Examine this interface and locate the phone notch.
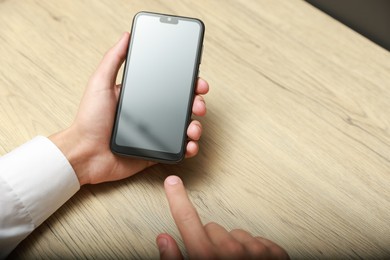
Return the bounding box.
[160,16,179,24]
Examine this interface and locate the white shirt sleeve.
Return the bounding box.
[0,136,80,258]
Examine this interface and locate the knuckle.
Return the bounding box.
[231,228,251,236]
[222,240,246,256]
[88,71,106,88]
[204,221,218,229]
[246,240,268,256]
[270,245,290,259]
[175,206,198,224]
[198,246,216,259]
[88,73,100,86]
[188,242,215,259]
[105,47,116,60]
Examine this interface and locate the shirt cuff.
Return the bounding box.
[0,136,80,227]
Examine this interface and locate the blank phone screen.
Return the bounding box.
[113,13,203,155]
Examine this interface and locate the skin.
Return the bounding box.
[157,176,290,259]
[49,32,289,259]
[49,32,208,185]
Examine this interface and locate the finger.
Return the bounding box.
[114,83,122,99]
[196,78,209,95]
[156,233,183,260]
[164,176,212,257]
[230,229,255,244]
[95,32,130,86]
[192,95,207,116]
[185,141,199,158]
[231,230,269,258]
[204,222,245,258]
[204,222,234,246]
[254,237,276,247]
[255,237,290,259]
[187,120,202,141]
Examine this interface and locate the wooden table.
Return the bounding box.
[1,0,389,258]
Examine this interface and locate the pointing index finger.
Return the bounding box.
[164,176,212,256]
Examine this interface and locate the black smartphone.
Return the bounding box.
[110,12,205,163]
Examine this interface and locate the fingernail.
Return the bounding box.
[157,237,168,252]
[166,175,181,186]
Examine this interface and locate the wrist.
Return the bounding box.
[49,126,92,186]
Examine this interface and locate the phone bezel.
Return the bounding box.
[110,11,205,163]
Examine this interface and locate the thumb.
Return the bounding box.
[156,233,183,260]
[95,32,130,85]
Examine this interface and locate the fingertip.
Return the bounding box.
[116,32,130,55]
[110,32,129,57]
[156,233,183,260]
[187,120,202,141]
[120,32,130,44]
[156,234,168,252]
[196,78,209,94]
[165,175,182,186]
[164,176,185,200]
[94,33,129,84]
[192,95,207,116]
[185,141,199,158]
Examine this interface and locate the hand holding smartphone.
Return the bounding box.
[110,12,205,163]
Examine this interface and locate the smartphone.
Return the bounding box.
[110,12,205,163]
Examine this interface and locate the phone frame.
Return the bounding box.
[110,11,205,163]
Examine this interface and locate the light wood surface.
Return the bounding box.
[1,0,390,258]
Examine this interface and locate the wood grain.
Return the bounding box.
[1,0,389,258]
